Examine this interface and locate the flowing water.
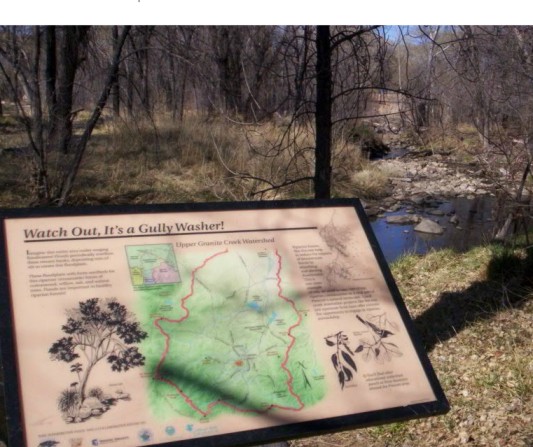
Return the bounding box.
[370,195,498,263]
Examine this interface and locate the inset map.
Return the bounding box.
[126,244,181,288]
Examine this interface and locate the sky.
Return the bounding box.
[2,0,530,25]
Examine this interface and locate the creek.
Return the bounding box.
[370,195,498,264]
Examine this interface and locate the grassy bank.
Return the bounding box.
[290,243,533,447]
[0,115,391,207]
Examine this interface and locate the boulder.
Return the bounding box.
[410,195,426,206]
[414,218,445,234]
[386,215,420,225]
[387,204,402,213]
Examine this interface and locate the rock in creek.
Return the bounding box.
[414,218,445,234]
[427,209,445,216]
[386,215,421,225]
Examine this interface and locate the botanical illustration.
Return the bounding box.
[324,331,358,389]
[319,211,372,289]
[325,313,403,389]
[355,314,402,364]
[49,298,147,423]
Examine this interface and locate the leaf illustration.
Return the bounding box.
[357,315,394,338]
[355,344,364,353]
[342,365,353,382]
[380,349,390,363]
[331,353,339,369]
[325,339,335,346]
[338,370,345,389]
[343,344,355,355]
[367,320,381,333]
[389,321,400,332]
[341,350,357,372]
[383,342,403,357]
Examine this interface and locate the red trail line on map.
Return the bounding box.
[275,248,305,411]
[152,248,304,417]
[153,249,229,417]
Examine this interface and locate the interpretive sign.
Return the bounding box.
[0,199,448,447]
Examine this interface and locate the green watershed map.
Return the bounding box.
[131,245,326,420]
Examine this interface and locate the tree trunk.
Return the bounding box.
[111,26,120,118]
[314,25,332,199]
[142,30,151,114]
[212,26,244,116]
[294,26,311,114]
[56,26,131,206]
[422,26,439,128]
[30,26,49,203]
[494,161,531,241]
[125,58,134,116]
[179,64,189,122]
[476,106,491,149]
[78,360,96,403]
[49,26,89,154]
[44,26,57,124]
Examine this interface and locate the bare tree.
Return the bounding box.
[419,25,533,239]
[232,25,385,199]
[0,25,131,206]
[314,25,333,198]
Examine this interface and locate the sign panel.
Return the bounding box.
[0,199,448,447]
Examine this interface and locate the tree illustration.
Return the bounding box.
[49,298,147,405]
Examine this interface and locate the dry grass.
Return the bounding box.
[0,114,383,206]
[348,164,393,199]
[403,122,483,158]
